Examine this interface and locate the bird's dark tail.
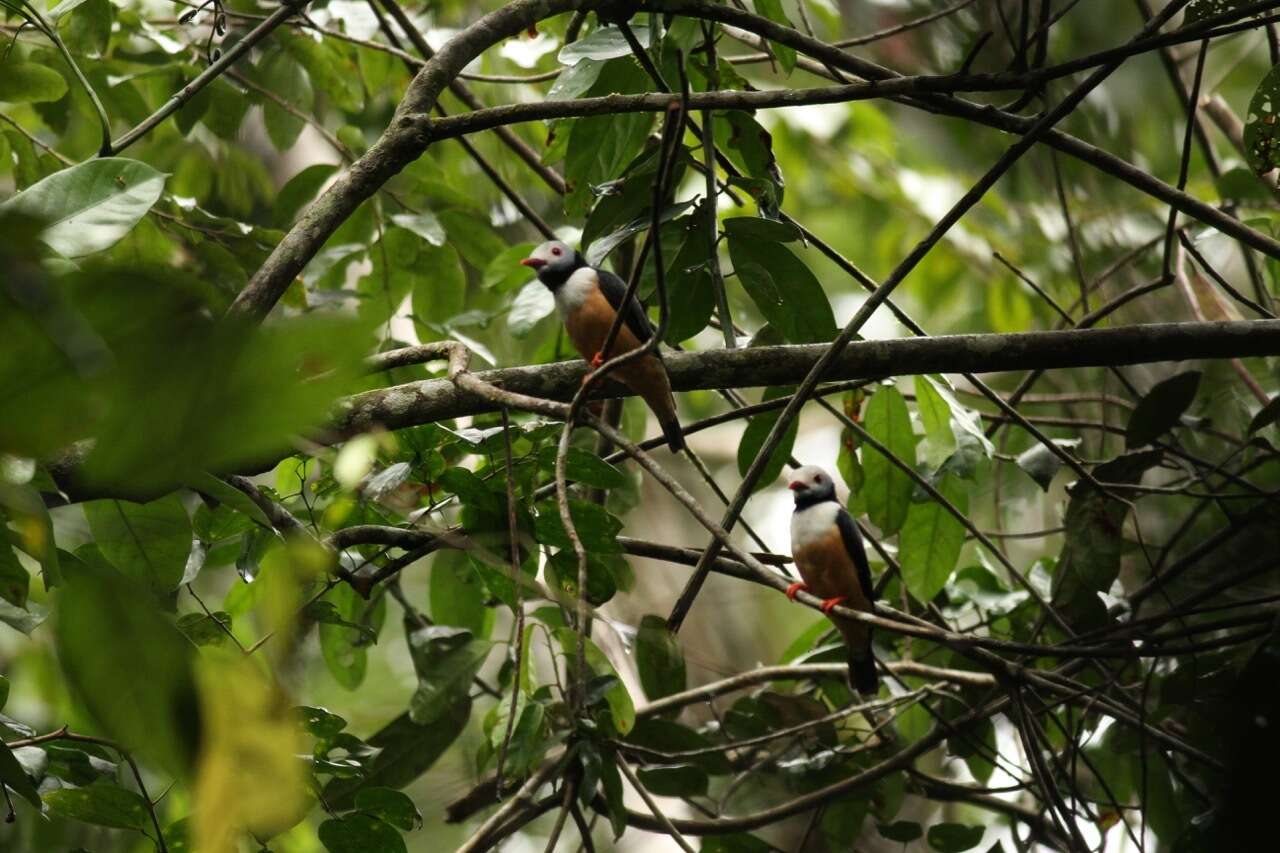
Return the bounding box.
[659,411,686,453]
[848,647,878,696]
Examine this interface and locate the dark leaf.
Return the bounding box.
[626,719,731,775]
[83,495,192,594]
[635,614,686,702]
[0,741,41,810]
[1125,371,1201,448]
[879,820,924,843]
[727,237,836,344]
[637,764,707,797]
[405,624,491,725]
[319,813,407,853]
[44,783,150,831]
[927,822,985,852]
[1248,395,1280,433]
[319,584,385,690]
[1245,64,1280,174]
[537,446,627,489]
[429,550,491,638]
[736,386,800,492]
[722,217,800,242]
[751,0,797,73]
[862,387,916,536]
[298,706,348,740]
[898,474,968,603]
[354,787,423,831]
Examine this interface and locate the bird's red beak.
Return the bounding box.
[789,481,804,491]
[520,257,545,269]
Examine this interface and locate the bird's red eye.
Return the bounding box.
[551,247,562,256]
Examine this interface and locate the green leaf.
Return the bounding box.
[638,764,707,797]
[320,583,384,690]
[1014,439,1081,492]
[0,63,69,103]
[927,822,985,852]
[914,375,957,469]
[548,57,605,100]
[0,158,165,256]
[1245,63,1280,173]
[898,474,967,603]
[1053,450,1162,619]
[44,783,151,831]
[405,624,491,725]
[411,244,466,340]
[177,610,232,646]
[390,210,446,247]
[626,719,731,775]
[600,751,627,839]
[564,62,653,217]
[258,51,312,150]
[354,787,422,831]
[537,446,627,489]
[429,550,491,637]
[0,742,41,810]
[1248,395,1280,433]
[1125,371,1200,448]
[183,471,274,532]
[273,162,339,226]
[700,835,772,853]
[319,813,407,853]
[83,495,192,594]
[556,628,635,735]
[0,529,30,608]
[635,614,686,702]
[0,673,8,711]
[737,386,798,491]
[878,821,924,843]
[862,387,915,536]
[751,0,797,73]
[559,26,649,64]
[298,705,348,740]
[662,212,716,344]
[722,216,800,242]
[55,565,198,775]
[48,0,95,22]
[508,280,556,337]
[321,701,470,809]
[535,500,624,554]
[727,237,835,344]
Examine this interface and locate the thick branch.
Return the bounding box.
[337,320,1280,435]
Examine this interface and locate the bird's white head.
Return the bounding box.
[788,464,837,507]
[520,240,580,287]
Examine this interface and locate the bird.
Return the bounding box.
[520,240,684,452]
[786,464,878,694]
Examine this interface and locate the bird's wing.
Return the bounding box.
[594,267,656,346]
[836,508,876,603]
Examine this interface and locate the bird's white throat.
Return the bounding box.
[553,267,598,314]
[791,500,841,549]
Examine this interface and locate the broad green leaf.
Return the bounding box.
[537,446,627,489]
[429,550,491,638]
[0,159,165,256]
[559,26,649,64]
[411,244,466,341]
[862,387,915,536]
[722,216,800,242]
[1052,450,1162,619]
[662,212,716,344]
[0,741,41,810]
[635,614,686,702]
[737,386,798,491]
[626,718,731,775]
[390,210,446,247]
[508,280,556,337]
[564,62,653,216]
[54,565,199,775]
[319,583,385,690]
[84,495,192,594]
[0,529,30,607]
[879,821,924,843]
[927,823,985,852]
[321,702,470,809]
[915,375,957,469]
[1245,63,1280,173]
[1014,439,1081,492]
[44,783,150,830]
[258,50,312,150]
[319,814,407,853]
[1125,371,1200,448]
[405,624,491,725]
[556,628,635,735]
[534,500,624,554]
[638,765,707,797]
[548,57,605,100]
[752,0,797,73]
[0,63,69,103]
[727,237,836,343]
[298,705,348,740]
[546,549,619,606]
[354,787,423,831]
[273,162,339,226]
[898,475,967,603]
[1248,395,1280,433]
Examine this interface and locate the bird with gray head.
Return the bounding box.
[786,464,879,694]
[520,240,684,451]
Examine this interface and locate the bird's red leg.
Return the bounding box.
[785,582,808,600]
[819,596,847,614]
[590,351,605,368]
